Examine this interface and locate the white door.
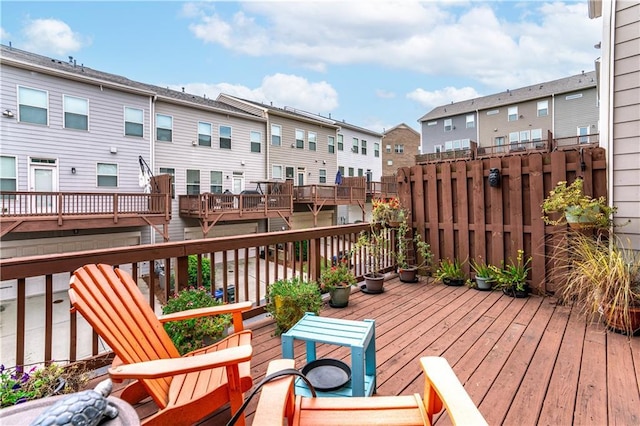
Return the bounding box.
[232,174,244,193]
[297,169,305,186]
[578,126,589,143]
[29,159,58,212]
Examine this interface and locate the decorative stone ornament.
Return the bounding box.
[488,168,501,188]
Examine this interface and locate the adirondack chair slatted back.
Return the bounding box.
[69,264,179,408]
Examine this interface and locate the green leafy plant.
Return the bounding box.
[187,255,212,289]
[162,287,231,355]
[0,363,89,408]
[320,260,357,292]
[541,179,615,229]
[470,258,496,279]
[435,258,466,282]
[490,250,531,292]
[396,210,433,271]
[265,277,323,335]
[354,227,390,278]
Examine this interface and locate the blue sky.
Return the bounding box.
[1,1,601,133]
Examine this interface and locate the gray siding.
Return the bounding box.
[480,99,553,147]
[1,64,152,193]
[553,87,599,138]
[421,113,477,153]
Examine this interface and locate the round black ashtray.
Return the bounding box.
[301,358,351,391]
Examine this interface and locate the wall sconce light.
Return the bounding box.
[241,160,245,166]
[191,140,197,146]
[71,167,76,174]
[290,143,295,148]
[308,172,312,176]
[488,168,501,188]
[519,114,524,119]
[226,175,230,179]
[493,128,498,132]
[322,160,326,165]
[110,147,117,154]
[2,109,14,118]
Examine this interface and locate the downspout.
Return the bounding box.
[150,94,157,244]
[601,1,615,219]
[551,94,555,137]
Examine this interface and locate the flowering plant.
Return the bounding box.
[0,363,89,407]
[372,197,402,225]
[320,260,357,291]
[490,250,532,291]
[162,287,231,355]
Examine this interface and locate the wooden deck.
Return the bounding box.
[110,275,640,425]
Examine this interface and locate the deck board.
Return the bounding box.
[102,276,640,425]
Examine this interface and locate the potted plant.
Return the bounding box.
[320,260,357,308]
[354,228,389,293]
[396,210,433,283]
[371,197,402,227]
[435,258,466,286]
[559,232,640,335]
[469,258,496,291]
[265,277,323,335]
[1,363,89,408]
[541,179,615,229]
[162,286,232,355]
[491,250,532,298]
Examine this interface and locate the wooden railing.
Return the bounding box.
[293,185,366,204]
[0,223,398,368]
[369,176,398,199]
[475,139,551,158]
[178,192,293,217]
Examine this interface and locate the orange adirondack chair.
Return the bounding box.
[254,357,487,426]
[68,264,253,426]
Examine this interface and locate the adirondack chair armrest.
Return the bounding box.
[253,359,296,426]
[108,345,253,380]
[158,301,253,332]
[420,357,487,426]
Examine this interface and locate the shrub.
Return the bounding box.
[265,277,322,335]
[187,255,212,289]
[162,287,231,355]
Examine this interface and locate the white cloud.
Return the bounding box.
[376,89,396,99]
[186,1,600,90]
[21,18,90,56]
[0,27,10,43]
[166,73,339,114]
[407,86,481,110]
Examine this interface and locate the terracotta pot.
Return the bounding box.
[364,274,384,293]
[601,304,640,336]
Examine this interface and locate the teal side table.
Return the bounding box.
[281,312,376,397]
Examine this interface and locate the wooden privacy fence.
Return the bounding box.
[396,147,607,295]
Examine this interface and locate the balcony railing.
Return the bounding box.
[0,223,397,369]
[179,192,293,218]
[0,191,171,236]
[369,176,398,199]
[293,184,366,204]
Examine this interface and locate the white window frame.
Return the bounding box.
[434,145,442,153]
[219,125,232,149]
[308,131,317,151]
[156,114,173,142]
[361,140,367,155]
[210,170,223,193]
[1,156,17,192]
[272,165,283,180]
[578,126,590,143]
[374,143,380,157]
[348,167,354,177]
[328,135,335,154]
[427,121,437,126]
[385,144,391,153]
[352,138,359,154]
[271,124,281,146]
[250,131,261,153]
[319,169,327,183]
[337,134,344,151]
[159,167,175,198]
[186,169,200,195]
[198,122,212,146]
[444,118,452,132]
[537,100,549,117]
[466,114,475,128]
[63,95,88,130]
[508,107,518,122]
[296,129,305,149]
[532,129,543,141]
[97,163,118,187]
[125,107,144,137]
[18,86,48,125]
[394,144,404,153]
[386,160,393,166]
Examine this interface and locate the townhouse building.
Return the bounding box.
[418,71,599,158]
[381,123,421,176]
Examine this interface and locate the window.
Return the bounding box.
[361,140,367,155]
[509,132,519,150]
[427,121,437,126]
[495,136,505,153]
[97,163,118,187]
[578,126,589,143]
[486,109,499,116]
[394,144,404,153]
[508,107,518,122]
[387,160,393,166]
[18,86,48,125]
[125,107,143,137]
[337,134,344,151]
[444,118,452,132]
[520,131,530,147]
[0,156,17,192]
[296,129,304,149]
[319,169,326,183]
[250,131,261,153]
[566,93,583,100]
[272,165,283,179]
[434,145,442,153]
[385,144,391,153]
[271,124,281,146]
[210,171,223,193]
[348,167,354,177]
[338,166,345,176]
[285,166,294,181]
[156,114,172,142]
[159,167,175,198]
[537,100,548,117]
[466,114,475,128]
[358,168,363,177]
[308,131,317,151]
[374,143,380,157]
[532,129,543,141]
[63,95,88,130]
[186,169,200,195]
[328,136,335,153]
[198,122,212,146]
[220,125,231,149]
[352,138,359,154]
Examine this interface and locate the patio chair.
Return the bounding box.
[68,264,253,426]
[254,357,487,426]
